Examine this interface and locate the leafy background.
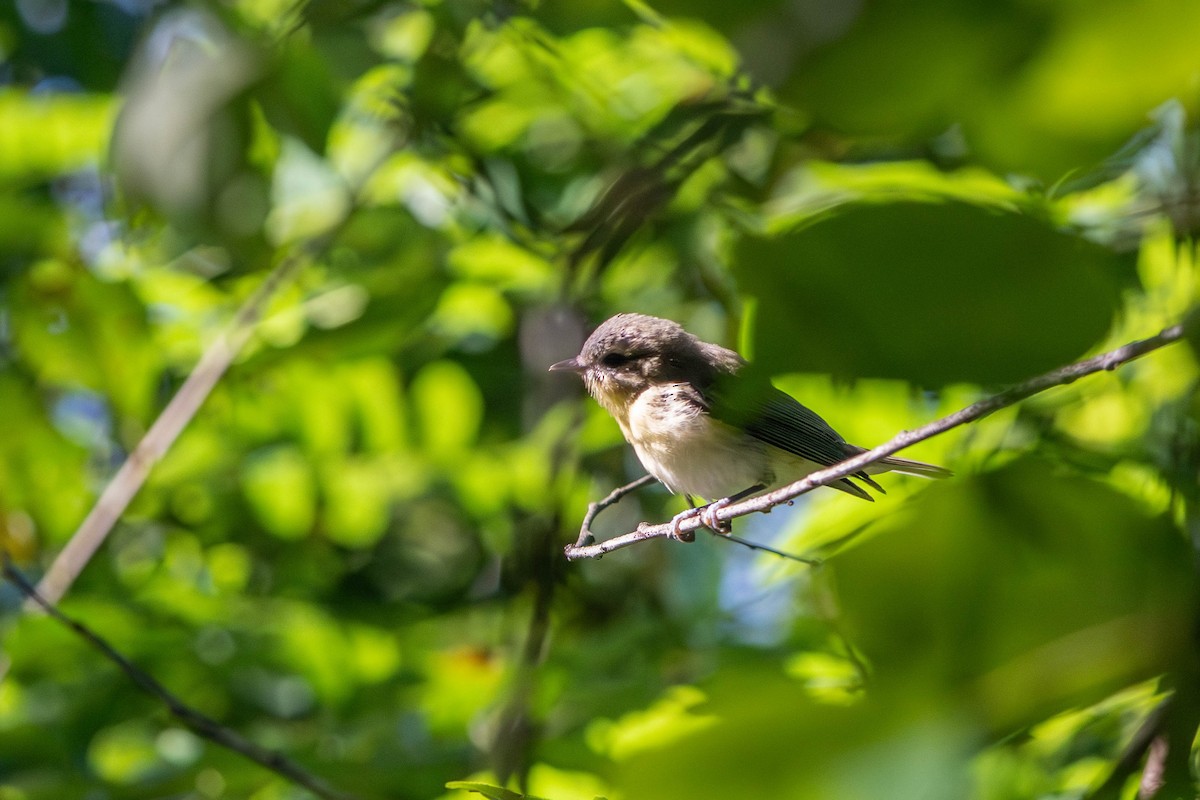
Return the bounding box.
[1,1,1199,799]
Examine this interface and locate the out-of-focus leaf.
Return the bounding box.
[772,0,1200,179]
[10,260,161,422]
[587,685,715,760]
[0,195,67,266]
[618,661,977,800]
[87,720,161,784]
[778,0,1044,137]
[966,0,1200,179]
[835,458,1195,732]
[266,137,351,244]
[432,283,514,342]
[241,445,317,539]
[258,41,343,154]
[411,360,484,458]
[735,200,1121,386]
[273,602,357,704]
[422,648,504,735]
[321,456,394,548]
[343,357,409,452]
[445,781,534,800]
[447,234,557,295]
[0,91,115,180]
[0,375,90,543]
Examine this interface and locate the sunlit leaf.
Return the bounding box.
[87,720,160,785]
[411,360,484,458]
[241,445,317,539]
[445,781,535,800]
[10,261,162,422]
[321,456,394,548]
[0,375,90,543]
[0,90,115,180]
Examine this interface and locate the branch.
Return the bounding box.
[2,557,362,800]
[573,474,658,548]
[27,247,311,610]
[564,321,1187,560]
[717,532,822,566]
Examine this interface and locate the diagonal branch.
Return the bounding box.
[27,246,313,611]
[2,557,362,800]
[564,321,1188,560]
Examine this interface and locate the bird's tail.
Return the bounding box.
[871,455,952,479]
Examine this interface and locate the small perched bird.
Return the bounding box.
[550,313,950,534]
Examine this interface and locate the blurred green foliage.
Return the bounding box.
[1,1,1199,799]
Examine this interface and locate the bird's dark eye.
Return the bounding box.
[601,351,631,367]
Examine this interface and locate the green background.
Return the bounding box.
[1,1,1199,798]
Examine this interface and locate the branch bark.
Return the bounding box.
[573,474,658,548]
[564,322,1188,561]
[1086,697,1172,799]
[3,557,362,800]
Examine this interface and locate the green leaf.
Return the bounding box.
[735,200,1121,386]
[0,90,115,181]
[618,662,977,800]
[411,360,484,458]
[618,462,1195,800]
[258,41,343,154]
[0,374,90,543]
[777,1,1044,140]
[10,261,161,422]
[446,781,544,800]
[835,458,1196,732]
[771,0,1200,179]
[241,446,317,539]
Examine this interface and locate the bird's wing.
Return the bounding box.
[746,390,853,467]
[707,379,883,499]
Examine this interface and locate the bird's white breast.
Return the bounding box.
[625,383,768,500]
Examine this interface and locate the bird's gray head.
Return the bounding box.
[549,313,742,415]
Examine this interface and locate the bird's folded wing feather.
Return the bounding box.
[707,382,848,466]
[707,381,883,497]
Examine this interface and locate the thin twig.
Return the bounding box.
[27,247,313,610]
[2,557,362,800]
[573,474,658,550]
[564,322,1188,560]
[717,533,821,566]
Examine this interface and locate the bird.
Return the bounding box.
[549,313,950,536]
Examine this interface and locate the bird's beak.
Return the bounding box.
[549,357,585,373]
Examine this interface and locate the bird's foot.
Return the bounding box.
[669,507,702,542]
[700,497,733,534]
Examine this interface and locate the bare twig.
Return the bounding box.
[567,472,820,562]
[27,247,312,610]
[1139,736,1169,798]
[2,557,361,800]
[573,474,657,548]
[564,322,1187,560]
[717,533,822,566]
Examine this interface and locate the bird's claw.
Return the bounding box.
[669,498,734,540]
[669,507,700,542]
[700,497,733,534]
